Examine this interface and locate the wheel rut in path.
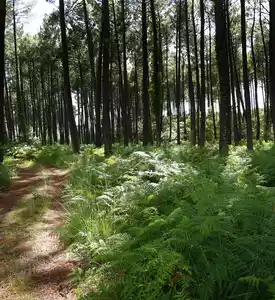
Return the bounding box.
[0,165,77,300]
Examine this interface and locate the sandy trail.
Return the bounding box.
[0,166,77,300]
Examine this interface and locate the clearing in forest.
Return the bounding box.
[0,165,76,300]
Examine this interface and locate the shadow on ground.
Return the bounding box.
[0,165,77,300]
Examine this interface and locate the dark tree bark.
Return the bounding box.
[199,0,205,146]
[142,0,151,146]
[260,0,270,140]
[176,0,182,145]
[251,0,260,140]
[150,0,161,145]
[240,0,253,150]
[13,0,27,142]
[165,31,172,142]
[111,0,123,141]
[50,67,58,143]
[208,16,217,140]
[83,0,95,144]
[134,59,139,142]
[270,0,275,140]
[95,9,104,147]
[59,0,79,152]
[186,0,196,145]
[4,75,13,141]
[46,68,53,145]
[121,0,129,145]
[215,0,231,153]
[191,0,201,144]
[40,66,47,145]
[102,0,111,155]
[0,0,6,163]
[226,1,239,144]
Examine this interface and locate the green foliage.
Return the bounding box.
[252,142,275,187]
[34,145,77,168]
[61,144,275,300]
[0,164,12,190]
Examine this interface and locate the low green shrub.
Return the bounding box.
[34,145,76,168]
[252,142,275,187]
[0,164,12,190]
[61,144,275,300]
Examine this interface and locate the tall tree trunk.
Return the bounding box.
[241,0,253,150]
[95,9,104,147]
[186,0,196,145]
[191,0,201,144]
[215,0,231,153]
[176,0,182,145]
[150,0,161,145]
[121,0,129,145]
[209,15,217,140]
[199,0,205,146]
[226,0,239,144]
[40,66,47,145]
[111,0,123,141]
[102,0,111,155]
[270,0,275,140]
[165,31,172,142]
[51,68,58,143]
[134,59,139,142]
[142,0,151,146]
[251,0,260,140]
[4,75,13,141]
[0,0,6,163]
[13,0,27,142]
[47,68,53,145]
[83,0,95,144]
[260,0,270,140]
[59,0,79,153]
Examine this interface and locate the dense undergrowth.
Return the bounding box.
[2,142,275,299]
[55,142,275,300]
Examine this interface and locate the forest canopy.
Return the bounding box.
[0,0,273,156]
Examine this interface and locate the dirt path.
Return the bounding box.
[0,165,77,300]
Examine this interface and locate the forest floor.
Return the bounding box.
[0,164,77,300]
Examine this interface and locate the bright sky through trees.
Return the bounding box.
[23,0,54,34]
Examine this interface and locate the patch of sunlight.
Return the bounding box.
[17,194,51,221]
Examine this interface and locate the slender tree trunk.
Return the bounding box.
[51,68,58,143]
[150,0,161,145]
[121,0,129,145]
[83,0,95,144]
[270,0,275,140]
[251,1,260,140]
[102,0,111,155]
[95,9,104,147]
[165,31,172,142]
[215,0,231,153]
[199,0,205,146]
[59,0,79,152]
[186,0,196,145]
[40,66,47,145]
[111,0,123,141]
[241,0,253,150]
[260,0,270,140]
[134,59,139,142]
[176,0,182,145]
[142,0,151,146]
[0,0,6,163]
[209,16,217,140]
[192,0,201,144]
[226,1,239,144]
[13,0,27,142]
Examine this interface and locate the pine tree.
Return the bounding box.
[0,0,6,163]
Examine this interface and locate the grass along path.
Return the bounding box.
[0,165,77,300]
